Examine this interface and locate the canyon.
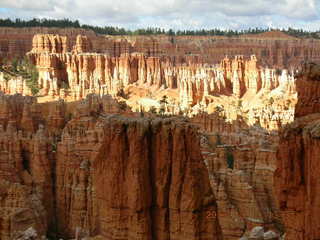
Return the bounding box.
[0,30,319,240]
[1,34,297,130]
[0,94,222,240]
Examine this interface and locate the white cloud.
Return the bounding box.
[0,0,319,30]
[1,0,55,11]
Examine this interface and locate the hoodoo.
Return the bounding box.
[0,15,319,240]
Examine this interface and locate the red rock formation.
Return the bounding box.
[0,94,49,240]
[275,63,320,240]
[72,35,93,53]
[56,115,222,239]
[0,27,97,59]
[294,63,320,118]
[26,35,295,108]
[167,34,320,69]
[31,34,68,54]
[1,27,320,68]
[192,113,282,239]
[0,33,306,240]
[0,92,222,239]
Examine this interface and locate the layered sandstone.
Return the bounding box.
[0,92,222,240]
[31,34,68,54]
[27,35,296,103]
[0,94,49,240]
[294,63,320,117]
[192,113,282,239]
[56,114,221,239]
[20,34,297,131]
[1,27,320,68]
[168,34,320,69]
[22,36,296,129]
[0,28,150,60]
[72,35,93,53]
[0,32,304,240]
[275,63,320,240]
[0,27,97,59]
[0,32,305,240]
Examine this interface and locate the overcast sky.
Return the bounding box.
[0,0,319,30]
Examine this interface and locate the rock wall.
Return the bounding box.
[0,94,50,240]
[192,113,282,239]
[30,34,68,54]
[294,63,320,118]
[24,35,295,107]
[169,34,320,69]
[0,92,222,240]
[0,27,97,59]
[0,28,154,60]
[6,34,294,133]
[1,28,320,68]
[275,63,320,240]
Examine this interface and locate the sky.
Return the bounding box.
[0,0,319,30]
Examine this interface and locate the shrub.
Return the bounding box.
[3,74,10,81]
[12,58,19,72]
[225,147,234,169]
[25,64,40,95]
[118,101,127,111]
[149,106,157,114]
[269,97,274,105]
[9,57,41,96]
[117,89,128,99]
[275,69,282,75]
[216,133,222,145]
[214,105,224,113]
[159,107,165,116]
[60,81,70,89]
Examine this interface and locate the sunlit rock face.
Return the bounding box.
[275,63,320,240]
[27,35,296,100]
[18,34,297,131]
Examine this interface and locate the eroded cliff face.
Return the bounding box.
[1,28,320,69]
[0,32,307,240]
[294,63,320,118]
[56,115,222,240]
[191,113,282,240]
[0,92,222,240]
[0,94,52,240]
[275,63,320,240]
[25,35,296,102]
[7,34,296,131]
[170,33,320,69]
[0,28,96,59]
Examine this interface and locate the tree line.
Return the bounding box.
[0,18,319,38]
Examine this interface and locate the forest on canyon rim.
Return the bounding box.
[0,22,319,240]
